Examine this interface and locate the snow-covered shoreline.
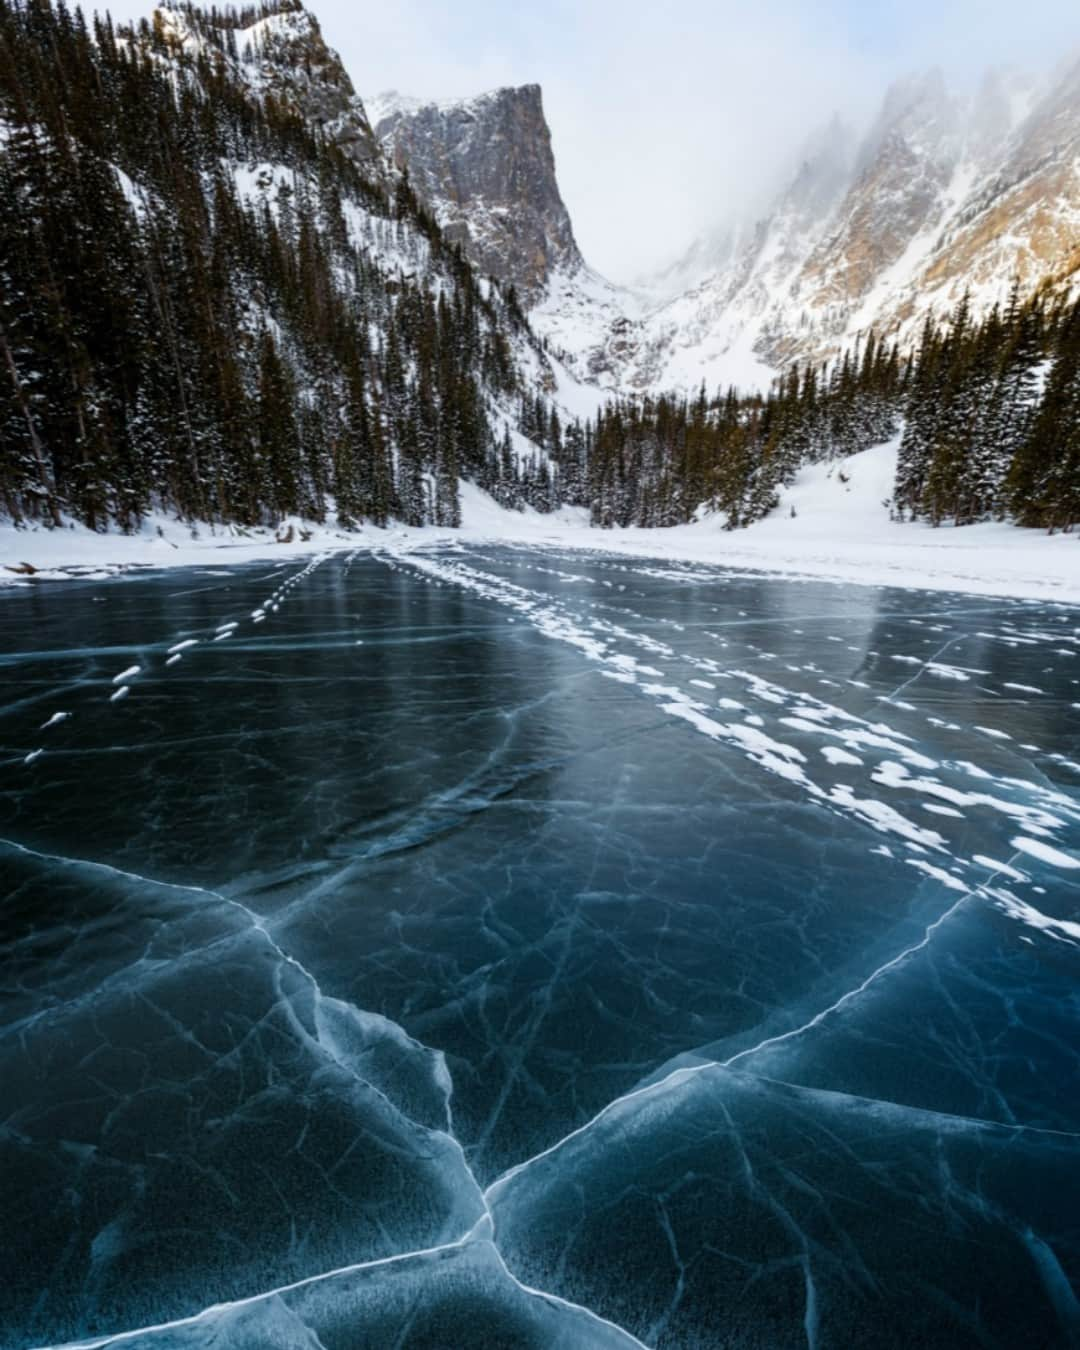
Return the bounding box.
[4,445,1080,604]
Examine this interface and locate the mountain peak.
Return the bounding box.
[369,84,544,122]
[367,82,581,296]
[150,2,381,169]
[856,68,958,174]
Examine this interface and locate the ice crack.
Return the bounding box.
[4,837,653,1350]
[484,853,1042,1205]
[39,1225,490,1350]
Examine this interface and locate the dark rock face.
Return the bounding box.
[370,86,583,296]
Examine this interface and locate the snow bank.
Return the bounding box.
[3,442,1080,602]
[456,440,1080,604]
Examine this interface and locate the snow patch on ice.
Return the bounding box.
[1010,836,1080,870]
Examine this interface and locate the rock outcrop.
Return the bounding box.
[368,86,582,297]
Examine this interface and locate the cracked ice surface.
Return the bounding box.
[489,1069,1080,1349]
[0,847,486,1346]
[51,1239,645,1350]
[2,546,1080,1347]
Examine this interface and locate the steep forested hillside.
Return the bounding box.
[0,0,558,532]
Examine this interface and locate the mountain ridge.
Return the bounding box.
[371,57,1080,394]
[369,82,584,299]
[0,0,580,534]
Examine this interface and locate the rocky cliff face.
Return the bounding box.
[904,61,1080,318]
[791,72,960,347]
[251,11,382,171]
[368,86,583,297]
[615,70,976,384]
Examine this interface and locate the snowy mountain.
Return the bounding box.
[364,83,653,389]
[614,62,1078,390]
[368,85,583,299]
[639,63,1078,389]
[365,84,660,395]
[0,0,589,536]
[376,61,1080,395]
[4,0,1078,547]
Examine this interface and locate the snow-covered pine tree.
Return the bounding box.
[1008,294,1080,531]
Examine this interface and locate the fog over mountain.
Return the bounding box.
[364,52,1080,396]
[96,0,1080,282]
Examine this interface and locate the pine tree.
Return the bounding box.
[1009,297,1080,531]
[255,329,299,522]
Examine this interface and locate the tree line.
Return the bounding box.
[566,287,1079,533]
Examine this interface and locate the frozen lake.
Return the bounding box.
[3,543,1080,1348]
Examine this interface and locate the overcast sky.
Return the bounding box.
[100,0,1079,282]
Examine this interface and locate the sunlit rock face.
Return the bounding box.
[2,549,1079,1347]
[623,63,1080,385]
